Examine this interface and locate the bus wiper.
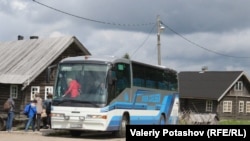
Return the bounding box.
[80,101,99,107]
[53,99,75,105]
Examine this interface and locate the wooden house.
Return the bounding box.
[0,36,91,125]
[178,70,250,120]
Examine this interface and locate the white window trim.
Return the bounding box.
[239,101,244,113]
[31,86,40,100]
[10,85,18,99]
[223,101,232,113]
[45,86,53,100]
[246,101,250,113]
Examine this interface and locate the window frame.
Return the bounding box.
[234,81,243,91]
[239,101,244,113]
[45,86,53,100]
[10,85,18,99]
[223,101,232,113]
[246,101,250,113]
[31,86,40,100]
[206,100,213,112]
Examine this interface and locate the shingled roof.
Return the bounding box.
[0,35,90,85]
[178,71,247,101]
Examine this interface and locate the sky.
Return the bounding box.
[2,0,250,75]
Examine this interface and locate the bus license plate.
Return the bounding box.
[70,124,82,128]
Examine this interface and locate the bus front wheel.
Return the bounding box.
[159,114,166,125]
[113,115,128,138]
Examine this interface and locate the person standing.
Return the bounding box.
[44,93,53,129]
[24,100,37,132]
[34,93,43,131]
[41,108,47,129]
[6,97,15,132]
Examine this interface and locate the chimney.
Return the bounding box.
[18,35,24,40]
[200,66,208,73]
[30,36,39,39]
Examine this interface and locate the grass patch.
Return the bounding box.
[219,120,250,125]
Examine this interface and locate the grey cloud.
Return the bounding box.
[2,0,250,75]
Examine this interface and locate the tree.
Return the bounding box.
[123,53,130,59]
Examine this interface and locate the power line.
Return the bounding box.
[32,0,155,27]
[161,22,250,59]
[32,0,157,59]
[131,23,156,58]
[32,0,250,59]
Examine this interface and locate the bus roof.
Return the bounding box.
[131,60,177,73]
[60,55,130,64]
[60,55,177,73]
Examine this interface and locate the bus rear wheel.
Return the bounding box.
[113,115,128,138]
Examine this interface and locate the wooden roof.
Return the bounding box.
[0,35,90,85]
[178,71,249,101]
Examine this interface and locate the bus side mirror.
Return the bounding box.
[108,70,117,85]
[47,64,57,83]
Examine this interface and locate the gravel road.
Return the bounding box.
[0,129,125,141]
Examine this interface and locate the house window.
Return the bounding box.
[206,100,213,112]
[234,81,243,91]
[239,101,244,113]
[31,86,40,100]
[223,101,232,113]
[45,86,53,100]
[10,85,18,99]
[246,101,250,113]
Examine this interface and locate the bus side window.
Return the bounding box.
[107,63,131,104]
[115,63,130,93]
[117,77,128,92]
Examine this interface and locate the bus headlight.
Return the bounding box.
[51,113,70,120]
[86,115,107,119]
[51,113,65,117]
[64,116,70,120]
[79,116,85,121]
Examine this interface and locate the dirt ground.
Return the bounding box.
[0,129,125,141]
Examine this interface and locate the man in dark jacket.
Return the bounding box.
[6,97,15,132]
[43,93,53,129]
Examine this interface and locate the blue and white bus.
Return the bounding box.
[51,55,179,137]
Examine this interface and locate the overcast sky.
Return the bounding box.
[2,0,250,75]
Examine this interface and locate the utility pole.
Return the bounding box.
[157,15,165,65]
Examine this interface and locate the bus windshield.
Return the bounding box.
[53,63,109,107]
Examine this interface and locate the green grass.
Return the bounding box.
[219,120,250,125]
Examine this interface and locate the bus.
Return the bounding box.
[50,55,179,137]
